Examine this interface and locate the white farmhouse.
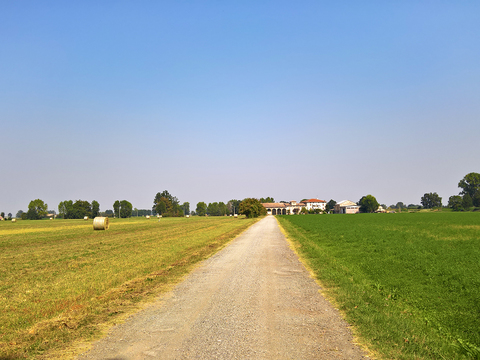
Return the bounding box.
[303,199,327,212]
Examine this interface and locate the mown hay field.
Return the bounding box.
[277,212,480,360]
[0,216,258,359]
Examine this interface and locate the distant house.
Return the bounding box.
[334,200,360,214]
[376,206,386,213]
[262,201,306,215]
[0,215,4,221]
[303,199,327,212]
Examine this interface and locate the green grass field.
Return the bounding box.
[0,216,257,359]
[277,212,480,359]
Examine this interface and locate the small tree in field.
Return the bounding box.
[239,198,267,218]
[27,199,48,220]
[421,192,442,209]
[358,195,379,213]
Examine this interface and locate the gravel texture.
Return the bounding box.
[78,216,369,360]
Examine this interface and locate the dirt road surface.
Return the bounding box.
[78,216,368,359]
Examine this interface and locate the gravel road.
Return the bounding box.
[78,216,368,360]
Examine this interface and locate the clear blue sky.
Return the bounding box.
[1,1,479,215]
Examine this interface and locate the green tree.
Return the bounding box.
[473,192,480,207]
[113,200,120,218]
[448,195,463,211]
[16,210,24,219]
[260,197,275,203]
[458,172,480,199]
[72,200,92,218]
[59,200,74,219]
[326,199,336,211]
[239,198,267,218]
[181,202,190,216]
[91,200,100,218]
[58,201,67,219]
[120,200,132,218]
[153,190,182,217]
[155,197,173,216]
[196,202,207,216]
[420,192,442,209]
[0,212,4,219]
[218,202,227,216]
[27,199,48,220]
[207,202,219,216]
[227,199,241,215]
[358,195,379,213]
[462,193,473,210]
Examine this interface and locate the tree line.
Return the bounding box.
[11,173,479,220]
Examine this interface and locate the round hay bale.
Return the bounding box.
[146,215,150,219]
[93,217,109,230]
[84,216,89,220]
[12,218,17,222]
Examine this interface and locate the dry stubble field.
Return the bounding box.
[0,216,258,359]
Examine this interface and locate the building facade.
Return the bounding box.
[303,199,327,211]
[262,201,306,215]
[334,200,360,214]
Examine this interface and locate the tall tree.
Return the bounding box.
[420,192,442,209]
[260,197,274,203]
[73,200,92,218]
[196,202,207,216]
[61,200,74,219]
[113,200,120,218]
[27,199,48,220]
[207,202,219,216]
[181,202,190,216]
[218,202,227,216]
[120,200,133,218]
[458,172,480,199]
[153,190,181,217]
[91,200,100,218]
[358,195,379,213]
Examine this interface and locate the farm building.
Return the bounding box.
[334,200,360,214]
[303,199,327,212]
[262,201,306,215]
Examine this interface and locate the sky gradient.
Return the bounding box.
[1,1,479,215]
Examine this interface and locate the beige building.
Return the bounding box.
[334,200,360,214]
[262,201,306,215]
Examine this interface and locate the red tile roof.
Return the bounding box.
[303,199,326,203]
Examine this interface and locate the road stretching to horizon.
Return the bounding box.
[78,216,368,359]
